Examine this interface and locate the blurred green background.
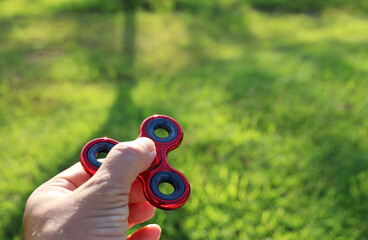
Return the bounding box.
[1,0,368,239]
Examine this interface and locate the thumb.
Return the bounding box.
[88,137,156,195]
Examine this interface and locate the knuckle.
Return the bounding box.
[113,142,144,160]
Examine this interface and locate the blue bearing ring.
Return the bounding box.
[146,118,178,143]
[150,171,185,201]
[87,142,115,168]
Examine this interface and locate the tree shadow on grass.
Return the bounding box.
[57,2,192,239]
[56,0,141,168]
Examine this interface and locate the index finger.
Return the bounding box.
[129,179,148,203]
[51,162,92,191]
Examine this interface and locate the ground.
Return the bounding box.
[1,1,368,239]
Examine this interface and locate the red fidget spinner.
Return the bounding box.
[80,115,190,210]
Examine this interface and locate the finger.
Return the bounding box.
[89,137,156,194]
[129,179,146,203]
[47,162,91,191]
[128,202,156,228]
[127,224,161,240]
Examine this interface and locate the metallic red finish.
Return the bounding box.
[138,115,190,210]
[80,115,190,210]
[80,137,119,175]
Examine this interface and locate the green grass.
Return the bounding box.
[1,1,368,239]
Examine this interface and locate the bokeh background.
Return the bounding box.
[1,0,368,239]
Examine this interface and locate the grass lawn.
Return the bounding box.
[1,1,368,239]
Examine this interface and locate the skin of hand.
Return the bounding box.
[23,137,161,240]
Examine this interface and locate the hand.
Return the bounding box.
[23,137,161,240]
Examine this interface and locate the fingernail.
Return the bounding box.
[147,223,161,229]
[138,137,156,153]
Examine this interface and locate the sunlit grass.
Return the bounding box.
[1,2,368,239]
